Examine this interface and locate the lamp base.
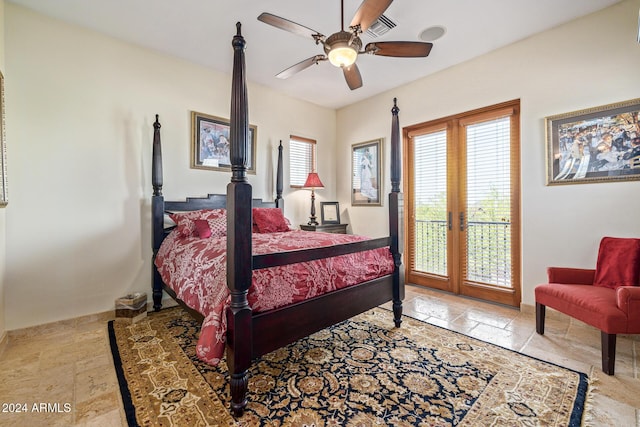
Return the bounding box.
[307,189,319,226]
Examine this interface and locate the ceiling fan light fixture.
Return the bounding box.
[324,30,362,68]
[328,44,358,67]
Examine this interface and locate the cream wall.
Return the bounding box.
[336,0,640,306]
[4,1,639,330]
[4,4,336,330]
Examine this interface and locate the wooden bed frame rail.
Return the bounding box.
[151,23,404,417]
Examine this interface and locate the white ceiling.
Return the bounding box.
[8,0,622,109]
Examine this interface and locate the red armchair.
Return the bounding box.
[534,237,640,375]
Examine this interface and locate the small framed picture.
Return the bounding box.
[320,201,340,224]
[191,111,257,174]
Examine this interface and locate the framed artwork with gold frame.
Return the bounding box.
[190,111,257,174]
[545,98,640,185]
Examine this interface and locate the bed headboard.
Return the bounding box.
[164,194,276,212]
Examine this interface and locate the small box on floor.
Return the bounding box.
[115,292,147,323]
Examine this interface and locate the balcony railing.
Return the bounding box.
[414,219,512,287]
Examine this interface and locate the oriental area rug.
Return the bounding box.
[108,306,588,426]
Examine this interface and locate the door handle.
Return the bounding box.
[448,212,452,231]
[459,212,465,231]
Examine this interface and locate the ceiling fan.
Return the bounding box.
[258,0,433,90]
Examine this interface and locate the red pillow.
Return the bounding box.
[169,209,226,237]
[192,217,227,239]
[252,208,290,233]
[593,237,640,289]
[193,219,212,239]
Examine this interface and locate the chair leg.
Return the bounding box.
[601,332,616,375]
[535,303,545,335]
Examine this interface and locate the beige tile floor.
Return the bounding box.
[0,284,638,426]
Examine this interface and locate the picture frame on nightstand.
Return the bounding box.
[320,202,340,225]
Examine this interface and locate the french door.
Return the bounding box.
[404,100,521,307]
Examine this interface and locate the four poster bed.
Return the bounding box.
[151,23,404,417]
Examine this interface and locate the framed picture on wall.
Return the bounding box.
[190,111,257,174]
[320,202,340,224]
[352,139,383,206]
[545,98,640,185]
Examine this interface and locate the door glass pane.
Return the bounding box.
[465,117,511,287]
[413,130,447,275]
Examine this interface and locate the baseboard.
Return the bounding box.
[160,296,179,309]
[0,331,8,358]
[7,299,178,341]
[8,308,116,341]
[5,299,173,340]
[520,302,534,314]
[520,302,571,321]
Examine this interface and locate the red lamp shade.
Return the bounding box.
[303,172,324,189]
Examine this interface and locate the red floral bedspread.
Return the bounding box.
[155,230,394,365]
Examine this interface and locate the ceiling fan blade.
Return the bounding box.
[342,63,363,90]
[258,12,324,40]
[365,41,433,57]
[350,0,393,33]
[276,55,327,79]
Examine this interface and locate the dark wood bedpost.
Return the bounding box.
[389,98,404,327]
[226,22,253,417]
[151,114,165,311]
[275,140,284,209]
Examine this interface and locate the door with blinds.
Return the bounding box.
[404,100,521,307]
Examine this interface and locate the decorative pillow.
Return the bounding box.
[593,237,640,289]
[169,209,226,237]
[192,217,227,239]
[193,219,212,239]
[252,208,290,233]
[207,216,227,237]
[252,216,290,233]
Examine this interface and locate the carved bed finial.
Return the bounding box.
[276,140,284,208]
[152,114,163,197]
[390,98,401,193]
[230,21,249,183]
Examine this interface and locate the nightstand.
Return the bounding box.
[300,223,348,234]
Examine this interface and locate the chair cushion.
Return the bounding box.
[593,237,640,289]
[535,283,628,333]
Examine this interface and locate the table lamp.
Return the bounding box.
[303,172,324,225]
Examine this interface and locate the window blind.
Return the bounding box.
[413,130,448,275]
[464,116,512,287]
[289,136,316,187]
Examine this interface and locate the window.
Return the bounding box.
[289,136,316,187]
